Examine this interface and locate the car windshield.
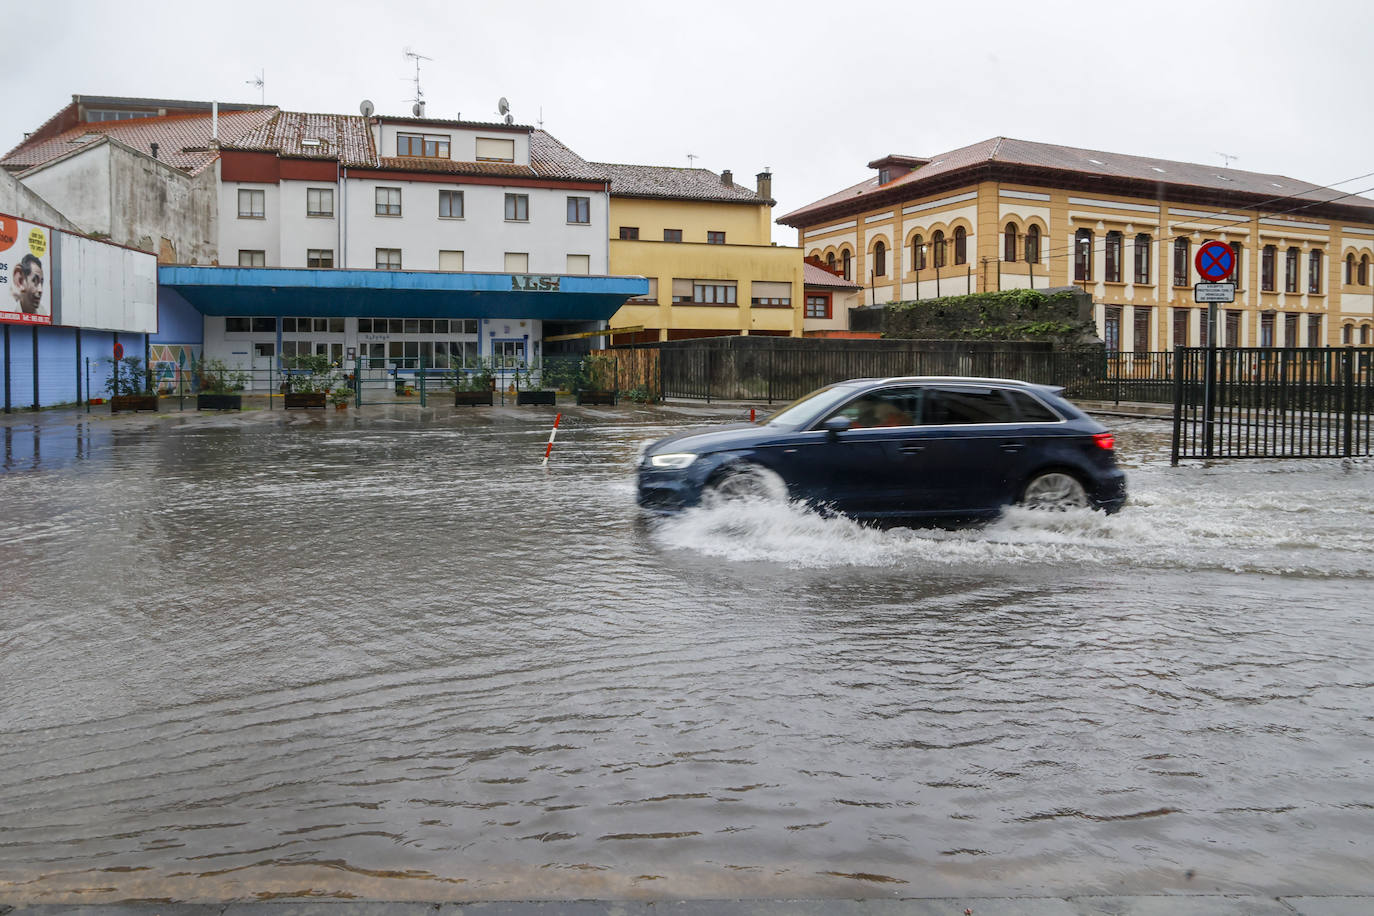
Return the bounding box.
[762,383,865,429]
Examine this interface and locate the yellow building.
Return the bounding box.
[596,164,804,343]
[779,141,1374,349]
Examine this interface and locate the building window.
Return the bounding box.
[842,249,852,281]
[878,167,891,184]
[1170,237,1190,287]
[566,254,590,275]
[1262,245,1276,291]
[1260,311,1275,347]
[238,189,265,219]
[1076,229,1093,282]
[692,281,737,304]
[1342,324,1353,345]
[826,252,836,270]
[1225,310,1241,347]
[375,248,401,270]
[1308,314,1322,346]
[1308,249,1323,293]
[664,228,682,242]
[397,132,450,158]
[475,137,515,161]
[1361,255,1370,285]
[504,193,529,221]
[375,187,402,216]
[1134,233,1152,284]
[619,226,639,240]
[933,230,947,268]
[1004,223,1017,262]
[1230,242,1243,290]
[438,250,464,271]
[912,234,926,270]
[238,249,265,267]
[1025,225,1040,264]
[307,249,333,268]
[1133,306,1150,350]
[566,196,590,224]
[805,294,831,319]
[873,240,887,277]
[1284,312,1298,347]
[707,231,726,245]
[306,188,333,218]
[1199,307,1210,348]
[504,252,529,272]
[1173,307,1190,347]
[439,190,464,219]
[1285,247,1299,293]
[953,226,967,265]
[1364,326,1372,345]
[1347,253,1356,285]
[1104,306,1121,352]
[1105,231,1123,283]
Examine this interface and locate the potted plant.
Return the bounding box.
[329,385,355,410]
[453,356,495,406]
[196,357,248,410]
[282,354,333,409]
[515,363,557,406]
[574,353,618,406]
[106,356,159,412]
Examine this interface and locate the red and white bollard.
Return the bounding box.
[541,413,562,467]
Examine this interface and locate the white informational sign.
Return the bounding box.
[0,213,52,326]
[1194,282,1236,303]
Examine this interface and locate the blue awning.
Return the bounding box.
[158,266,648,321]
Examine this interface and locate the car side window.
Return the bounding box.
[921,387,1019,424]
[1007,389,1061,422]
[824,387,921,428]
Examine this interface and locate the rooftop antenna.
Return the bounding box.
[497,96,513,125]
[537,106,543,129]
[686,153,698,168]
[1217,151,1238,168]
[245,69,264,104]
[403,47,431,116]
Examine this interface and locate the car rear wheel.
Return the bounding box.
[1019,471,1090,511]
[705,463,789,504]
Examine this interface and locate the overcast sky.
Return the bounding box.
[9,0,1373,244]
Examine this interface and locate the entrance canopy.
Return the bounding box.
[158,266,647,321]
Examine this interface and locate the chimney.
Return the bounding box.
[721,169,733,187]
[150,142,159,159]
[756,170,772,201]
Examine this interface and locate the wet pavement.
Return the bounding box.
[1,398,1372,912]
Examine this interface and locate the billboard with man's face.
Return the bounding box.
[1,213,52,326]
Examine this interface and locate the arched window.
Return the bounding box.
[1075,229,1093,282]
[1285,247,1299,292]
[1104,231,1122,283]
[1262,245,1276,291]
[1173,237,1190,287]
[912,234,926,271]
[842,248,852,281]
[1342,323,1353,345]
[1361,255,1370,285]
[826,252,836,271]
[1134,233,1152,284]
[1347,253,1356,285]
[873,240,887,277]
[1308,249,1323,293]
[1364,325,1372,345]
[954,226,968,265]
[932,230,946,268]
[1004,223,1018,262]
[1025,225,1040,264]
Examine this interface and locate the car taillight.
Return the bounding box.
[1092,432,1115,451]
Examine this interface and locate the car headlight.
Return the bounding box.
[649,452,699,469]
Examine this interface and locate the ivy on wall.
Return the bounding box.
[881,289,1096,343]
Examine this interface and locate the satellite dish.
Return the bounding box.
[412,102,424,117]
[498,97,509,115]
[359,99,375,118]
[504,114,514,125]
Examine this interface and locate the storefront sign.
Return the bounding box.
[511,274,561,292]
[0,214,52,326]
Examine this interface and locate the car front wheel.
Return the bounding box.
[1019,471,1090,511]
[704,463,789,505]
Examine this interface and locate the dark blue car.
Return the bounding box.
[638,377,1127,521]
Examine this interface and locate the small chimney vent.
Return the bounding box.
[756,170,772,201]
[721,169,733,187]
[150,142,159,159]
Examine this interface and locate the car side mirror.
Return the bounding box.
[822,416,851,440]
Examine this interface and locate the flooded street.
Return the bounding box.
[1,404,1372,905]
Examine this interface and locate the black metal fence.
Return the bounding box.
[1171,347,1374,462]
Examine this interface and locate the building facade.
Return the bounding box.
[595,165,804,343]
[779,141,1374,349]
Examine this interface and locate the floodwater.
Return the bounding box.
[1,403,1372,905]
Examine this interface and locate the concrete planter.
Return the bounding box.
[111,395,159,413]
[516,390,557,406]
[576,389,617,406]
[284,392,327,410]
[454,390,495,406]
[197,393,242,411]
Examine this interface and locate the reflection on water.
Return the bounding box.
[1,409,1372,904]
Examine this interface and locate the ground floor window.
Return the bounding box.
[1103,306,1121,353]
[805,294,831,319]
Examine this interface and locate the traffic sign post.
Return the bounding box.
[1193,241,1234,460]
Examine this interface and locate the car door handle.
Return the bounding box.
[899,444,925,454]
[1002,442,1024,453]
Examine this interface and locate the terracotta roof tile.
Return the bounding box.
[2,108,278,176]
[530,131,606,182]
[591,162,768,203]
[804,261,860,289]
[227,111,374,166]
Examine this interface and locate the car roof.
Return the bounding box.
[841,376,1054,389]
